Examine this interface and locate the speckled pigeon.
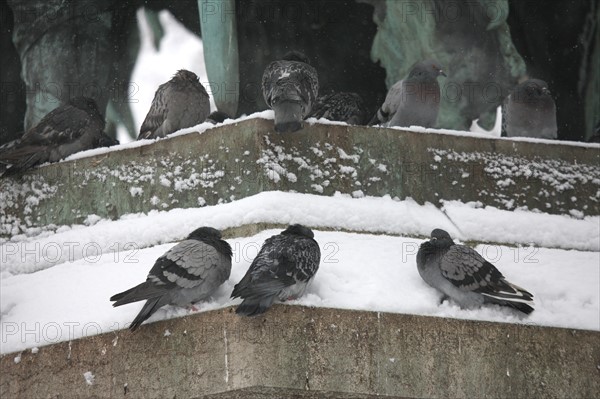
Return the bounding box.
[231,224,321,316]
[262,51,319,133]
[111,227,232,331]
[309,92,367,125]
[369,60,445,128]
[502,79,557,139]
[137,70,210,140]
[0,97,117,177]
[416,229,534,314]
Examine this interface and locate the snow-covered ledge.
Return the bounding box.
[1,305,598,398]
[1,117,598,238]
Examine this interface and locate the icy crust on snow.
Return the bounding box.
[1,192,597,278]
[429,148,600,212]
[0,228,598,354]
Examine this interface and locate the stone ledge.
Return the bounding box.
[2,119,598,237]
[1,306,598,398]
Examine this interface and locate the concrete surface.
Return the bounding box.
[1,306,598,398]
[1,118,599,238]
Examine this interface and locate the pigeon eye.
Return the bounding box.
[431,237,437,241]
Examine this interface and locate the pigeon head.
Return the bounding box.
[68,96,103,117]
[188,226,223,240]
[429,229,454,247]
[282,224,314,238]
[513,79,552,104]
[408,60,446,81]
[207,110,231,124]
[282,51,310,65]
[174,69,200,83]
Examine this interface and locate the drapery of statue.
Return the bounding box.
[2,0,598,143]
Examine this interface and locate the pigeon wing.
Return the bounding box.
[439,245,504,293]
[138,82,169,140]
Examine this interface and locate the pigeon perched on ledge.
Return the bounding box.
[231,224,321,316]
[309,92,367,125]
[0,97,118,177]
[369,60,445,128]
[262,51,319,133]
[416,229,534,314]
[206,111,231,125]
[111,227,232,331]
[138,69,210,140]
[502,79,557,139]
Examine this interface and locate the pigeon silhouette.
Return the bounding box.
[310,92,367,125]
[262,51,319,133]
[416,229,534,314]
[138,70,210,140]
[0,97,117,176]
[502,79,557,139]
[231,224,321,316]
[369,60,445,128]
[111,227,232,331]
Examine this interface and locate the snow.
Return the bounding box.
[0,192,598,354]
[83,371,95,386]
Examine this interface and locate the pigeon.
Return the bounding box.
[137,70,210,140]
[416,229,534,314]
[369,60,446,128]
[206,110,231,125]
[111,227,232,331]
[502,79,557,139]
[309,92,367,125]
[261,51,319,133]
[0,97,118,177]
[231,224,321,316]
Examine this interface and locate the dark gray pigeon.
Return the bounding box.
[231,224,320,316]
[137,70,210,140]
[206,110,231,125]
[262,51,319,133]
[309,92,367,125]
[111,227,232,331]
[369,60,445,128]
[416,229,534,314]
[0,97,117,177]
[502,79,557,139]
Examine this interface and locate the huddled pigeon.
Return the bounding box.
[502,79,557,139]
[206,110,231,125]
[111,227,232,331]
[369,60,446,128]
[0,97,117,177]
[137,69,210,140]
[231,224,321,316]
[416,229,534,314]
[309,92,367,125]
[262,51,319,133]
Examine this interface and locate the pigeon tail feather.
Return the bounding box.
[129,297,166,331]
[235,296,276,317]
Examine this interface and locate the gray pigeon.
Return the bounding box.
[309,92,367,125]
[502,79,557,139]
[369,60,446,128]
[231,224,321,316]
[0,97,117,177]
[111,227,232,331]
[137,70,210,140]
[416,229,534,314]
[262,51,319,133]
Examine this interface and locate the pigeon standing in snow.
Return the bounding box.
[111,227,232,331]
[137,70,210,140]
[502,79,557,139]
[262,51,319,133]
[231,224,321,316]
[416,229,534,314]
[0,97,117,177]
[369,60,446,128]
[309,92,367,125]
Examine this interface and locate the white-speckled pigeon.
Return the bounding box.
[111,227,232,331]
[502,79,557,139]
[262,51,319,133]
[231,224,321,316]
[416,229,534,314]
[369,60,445,128]
[0,97,117,177]
[309,92,367,125]
[137,70,210,140]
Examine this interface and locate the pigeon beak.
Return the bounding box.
[541,87,550,95]
[439,70,447,77]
